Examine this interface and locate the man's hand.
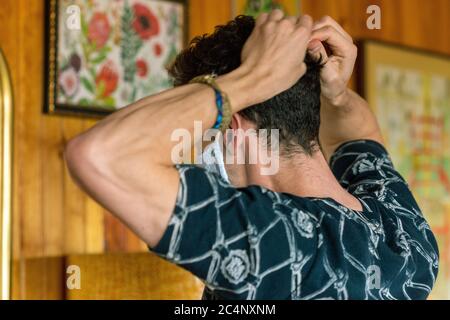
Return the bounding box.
[307,16,357,106]
[240,10,313,104]
[308,16,383,160]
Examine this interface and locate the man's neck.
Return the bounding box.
[245,150,363,211]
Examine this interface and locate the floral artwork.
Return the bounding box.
[46,0,186,115]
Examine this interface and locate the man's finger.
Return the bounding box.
[313,15,352,42]
[255,13,269,27]
[310,25,353,57]
[286,16,298,25]
[296,14,313,33]
[268,9,284,21]
[307,39,328,64]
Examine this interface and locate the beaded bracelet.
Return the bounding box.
[189,74,232,132]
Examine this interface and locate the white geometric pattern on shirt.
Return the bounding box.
[157,141,438,300]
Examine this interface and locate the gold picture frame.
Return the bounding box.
[0,47,13,300]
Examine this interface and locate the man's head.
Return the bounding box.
[169,15,322,185]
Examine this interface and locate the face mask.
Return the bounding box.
[196,138,230,183]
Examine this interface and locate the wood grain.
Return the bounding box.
[301,0,450,55]
[65,253,204,300]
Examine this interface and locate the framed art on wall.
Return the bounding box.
[358,40,450,299]
[45,0,187,116]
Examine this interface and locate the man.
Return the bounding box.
[65,11,439,299]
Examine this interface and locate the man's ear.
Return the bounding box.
[225,113,245,155]
[230,113,256,130]
[230,113,243,130]
[227,113,258,153]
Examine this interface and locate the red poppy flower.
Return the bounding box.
[153,43,163,57]
[95,61,119,98]
[88,12,111,49]
[132,3,160,40]
[136,59,149,77]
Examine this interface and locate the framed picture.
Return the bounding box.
[45,0,188,116]
[358,40,450,299]
[231,0,300,17]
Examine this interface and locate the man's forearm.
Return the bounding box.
[319,89,384,161]
[69,66,257,169]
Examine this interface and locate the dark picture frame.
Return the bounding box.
[44,0,188,117]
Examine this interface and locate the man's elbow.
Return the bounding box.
[64,135,100,185]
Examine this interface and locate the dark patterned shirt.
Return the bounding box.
[151,140,439,300]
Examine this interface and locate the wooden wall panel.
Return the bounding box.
[65,253,204,300]
[11,257,65,300]
[41,117,65,256]
[301,0,450,55]
[189,0,232,38]
[62,118,87,253]
[301,0,450,89]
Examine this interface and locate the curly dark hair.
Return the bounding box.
[169,15,323,155]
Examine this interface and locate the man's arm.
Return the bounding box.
[64,70,251,247]
[320,89,384,160]
[64,11,313,247]
[307,16,383,161]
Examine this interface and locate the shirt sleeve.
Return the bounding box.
[329,139,422,210]
[150,165,318,299]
